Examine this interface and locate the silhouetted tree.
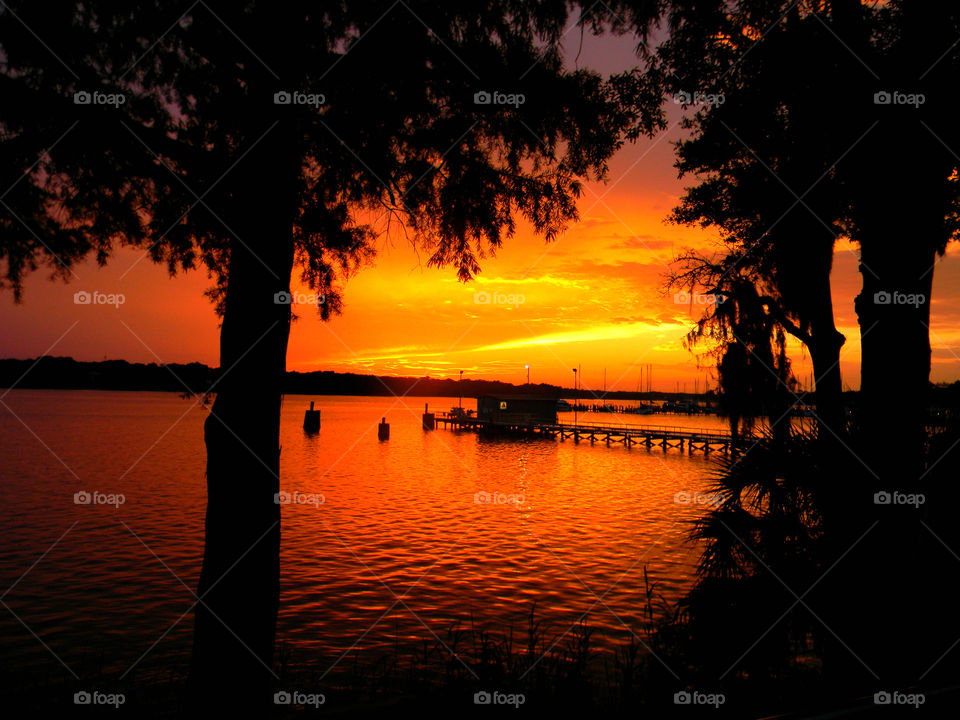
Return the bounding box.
[0,1,658,708]
[669,76,848,441]
[673,264,796,448]
[642,0,960,692]
[823,0,960,688]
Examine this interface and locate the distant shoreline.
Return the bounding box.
[0,356,708,401]
[10,356,960,405]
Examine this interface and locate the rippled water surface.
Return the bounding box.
[0,390,728,683]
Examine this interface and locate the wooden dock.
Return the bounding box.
[434,413,739,454]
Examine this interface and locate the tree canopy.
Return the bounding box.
[0,1,660,307]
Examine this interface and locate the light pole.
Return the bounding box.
[572,367,578,427]
[459,370,463,411]
[525,364,530,386]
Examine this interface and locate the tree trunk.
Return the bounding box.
[857,232,933,495]
[849,202,936,685]
[809,0,940,692]
[766,343,793,451]
[776,222,846,438]
[189,118,298,711]
[806,275,846,440]
[824,139,940,689]
[809,336,844,435]
[851,0,959,687]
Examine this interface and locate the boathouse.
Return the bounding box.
[477,395,557,425]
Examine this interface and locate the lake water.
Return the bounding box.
[0,390,727,687]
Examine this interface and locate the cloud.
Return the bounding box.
[609,314,670,326]
[471,274,588,289]
[473,322,678,352]
[607,234,676,252]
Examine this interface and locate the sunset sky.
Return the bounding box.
[3,27,960,392]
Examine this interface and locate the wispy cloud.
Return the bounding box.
[465,274,589,289]
[474,322,684,352]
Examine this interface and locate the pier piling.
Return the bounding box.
[303,401,321,433]
[422,403,435,431]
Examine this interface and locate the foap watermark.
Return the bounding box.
[874,690,925,708]
[874,490,925,508]
[473,690,525,707]
[473,290,525,307]
[674,491,723,508]
[873,290,925,308]
[74,290,125,308]
[474,490,525,506]
[74,490,125,508]
[874,90,925,108]
[274,690,325,707]
[74,690,125,708]
[673,90,725,107]
[473,90,525,108]
[674,690,726,708]
[73,90,126,107]
[275,490,325,508]
[274,90,325,108]
[673,291,725,305]
[274,290,326,306]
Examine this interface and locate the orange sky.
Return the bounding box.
[3,29,960,392]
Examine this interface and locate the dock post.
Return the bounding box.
[422,403,435,431]
[303,401,321,433]
[378,417,390,441]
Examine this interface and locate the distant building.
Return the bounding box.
[476,395,558,425]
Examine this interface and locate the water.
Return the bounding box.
[0,390,727,686]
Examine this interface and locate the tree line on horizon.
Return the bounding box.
[0,355,653,398]
[7,355,960,406]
